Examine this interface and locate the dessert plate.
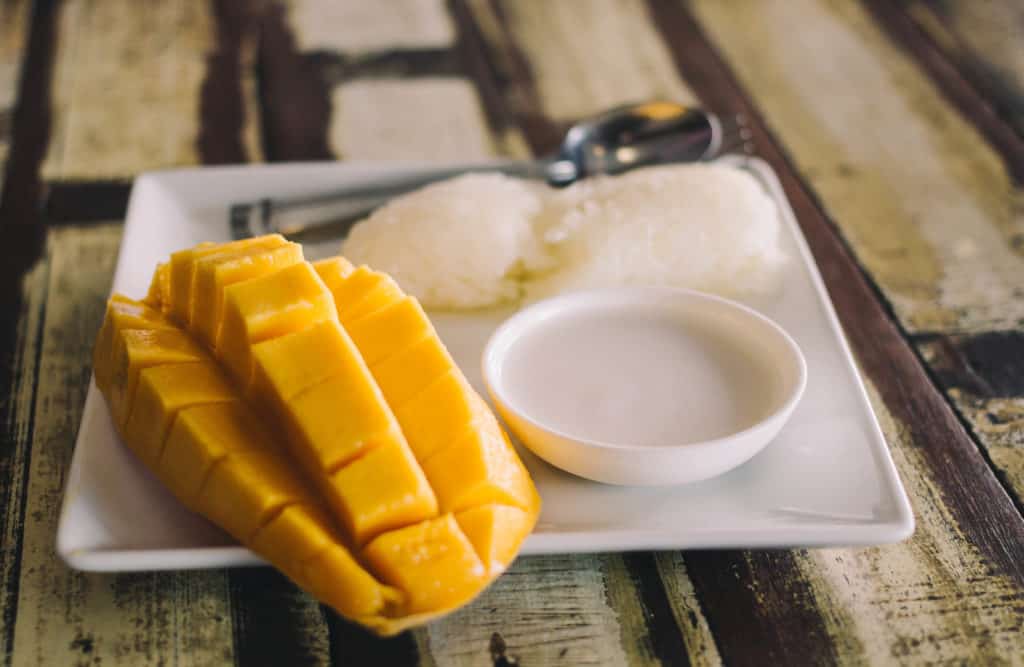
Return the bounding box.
[57,156,914,571]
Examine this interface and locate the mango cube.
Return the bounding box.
[421,423,536,513]
[394,370,489,461]
[123,362,235,467]
[160,401,275,506]
[313,257,356,291]
[143,263,167,308]
[363,515,487,614]
[300,543,402,620]
[455,504,535,575]
[191,239,303,346]
[108,329,207,427]
[251,320,367,406]
[167,241,217,323]
[345,296,432,366]
[218,262,337,389]
[369,333,454,409]
[328,441,438,546]
[93,295,175,390]
[282,367,403,472]
[199,449,315,543]
[250,504,337,569]
[328,266,403,323]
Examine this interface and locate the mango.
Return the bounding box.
[93,295,175,390]
[363,514,487,614]
[326,266,403,323]
[455,505,533,576]
[191,239,303,346]
[394,370,488,461]
[312,256,356,291]
[329,440,438,546]
[218,262,337,390]
[123,361,235,468]
[345,296,432,366]
[420,422,537,513]
[368,334,454,409]
[108,329,206,427]
[93,240,542,636]
[160,401,271,507]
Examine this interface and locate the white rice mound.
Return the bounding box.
[529,163,786,300]
[341,173,550,309]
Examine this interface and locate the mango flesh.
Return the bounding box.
[92,238,540,636]
[93,297,400,622]
[363,514,487,614]
[108,329,206,427]
[218,262,337,390]
[192,239,303,346]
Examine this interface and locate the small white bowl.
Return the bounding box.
[482,287,807,486]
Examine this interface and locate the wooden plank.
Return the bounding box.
[903,0,1024,141]
[10,226,236,666]
[0,0,32,197]
[285,0,456,54]
[42,0,216,180]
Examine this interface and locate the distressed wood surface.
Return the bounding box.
[0,0,31,199]
[2,0,1024,665]
[904,0,1024,140]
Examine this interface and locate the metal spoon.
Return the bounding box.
[229,102,749,241]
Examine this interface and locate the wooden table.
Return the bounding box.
[2,0,1023,664]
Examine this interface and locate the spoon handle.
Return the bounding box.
[229,160,550,241]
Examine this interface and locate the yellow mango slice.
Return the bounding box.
[219,262,337,389]
[199,449,316,543]
[108,329,207,427]
[312,256,355,291]
[160,401,272,507]
[281,366,403,472]
[345,296,432,366]
[167,241,217,323]
[329,440,438,546]
[192,239,303,346]
[169,238,282,326]
[93,295,175,390]
[251,320,367,407]
[420,422,537,513]
[455,504,535,576]
[363,514,487,614]
[301,543,402,621]
[123,362,235,468]
[327,266,403,323]
[144,263,167,308]
[394,370,489,461]
[250,503,336,569]
[369,333,454,409]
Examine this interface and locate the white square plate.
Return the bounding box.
[57,157,914,571]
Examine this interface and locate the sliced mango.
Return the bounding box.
[94,241,542,636]
[394,370,489,461]
[363,514,487,614]
[219,262,337,390]
[345,296,432,366]
[160,401,271,507]
[199,449,316,543]
[329,440,438,546]
[108,329,207,427]
[93,295,175,390]
[326,266,403,324]
[123,361,235,468]
[368,334,454,409]
[192,239,303,346]
[312,256,356,291]
[421,422,537,513]
[455,505,534,576]
[144,263,168,308]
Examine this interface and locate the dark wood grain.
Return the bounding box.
[0,0,54,659]
[325,609,420,667]
[256,1,332,161]
[43,182,131,224]
[861,0,1024,184]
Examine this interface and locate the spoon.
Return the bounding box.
[229,102,749,241]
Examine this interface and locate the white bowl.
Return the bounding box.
[482,287,807,486]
